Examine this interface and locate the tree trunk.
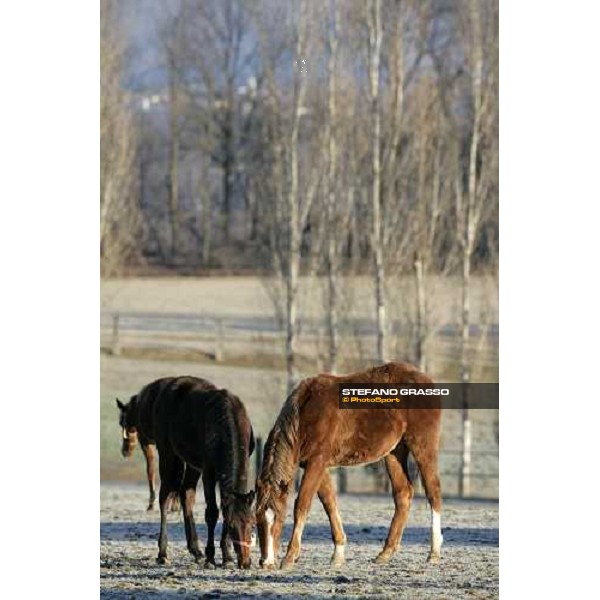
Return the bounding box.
[168,66,179,261]
[368,0,386,364]
[199,165,212,267]
[326,0,340,373]
[285,0,309,393]
[222,107,234,242]
[414,252,426,372]
[459,240,472,497]
[459,0,484,498]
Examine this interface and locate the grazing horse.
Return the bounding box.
[145,377,256,569]
[116,377,177,511]
[255,362,442,570]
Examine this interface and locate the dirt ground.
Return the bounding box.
[100,483,499,599]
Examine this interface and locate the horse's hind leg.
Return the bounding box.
[141,442,156,511]
[179,465,203,563]
[281,459,326,570]
[317,471,347,567]
[157,452,184,564]
[407,428,443,563]
[375,443,414,564]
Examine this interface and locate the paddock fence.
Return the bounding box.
[102,311,498,499]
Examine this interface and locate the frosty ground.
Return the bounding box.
[101,483,498,599]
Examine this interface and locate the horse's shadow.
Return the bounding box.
[100,521,498,547]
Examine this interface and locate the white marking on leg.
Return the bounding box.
[265,508,275,526]
[264,508,275,565]
[431,509,443,555]
[265,534,275,565]
[332,544,345,562]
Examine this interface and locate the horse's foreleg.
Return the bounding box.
[375,447,414,564]
[202,472,218,569]
[219,521,235,567]
[141,443,156,510]
[317,471,347,567]
[281,460,326,570]
[179,466,203,563]
[157,452,184,565]
[409,439,443,563]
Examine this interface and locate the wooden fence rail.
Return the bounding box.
[102,310,498,366]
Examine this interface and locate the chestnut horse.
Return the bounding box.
[146,376,256,569]
[256,362,442,570]
[116,377,176,511]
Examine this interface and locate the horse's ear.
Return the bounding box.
[116,398,125,410]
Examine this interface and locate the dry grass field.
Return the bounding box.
[101,276,498,382]
[101,275,498,324]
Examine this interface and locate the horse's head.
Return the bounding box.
[224,490,256,569]
[115,396,138,458]
[255,477,290,569]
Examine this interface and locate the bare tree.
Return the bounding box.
[284,0,313,391]
[185,0,257,243]
[409,73,455,372]
[324,0,343,373]
[254,0,320,392]
[456,0,498,496]
[164,15,183,260]
[366,0,387,364]
[100,0,140,275]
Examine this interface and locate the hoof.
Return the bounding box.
[260,561,276,570]
[280,559,296,571]
[156,555,169,565]
[427,552,441,564]
[222,559,235,570]
[146,504,154,511]
[374,551,392,565]
[203,560,216,570]
[330,546,346,568]
[193,553,205,564]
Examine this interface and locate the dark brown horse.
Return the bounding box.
[116,377,176,511]
[256,362,442,570]
[141,376,256,569]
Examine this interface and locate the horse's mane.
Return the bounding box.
[213,392,250,495]
[259,379,310,492]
